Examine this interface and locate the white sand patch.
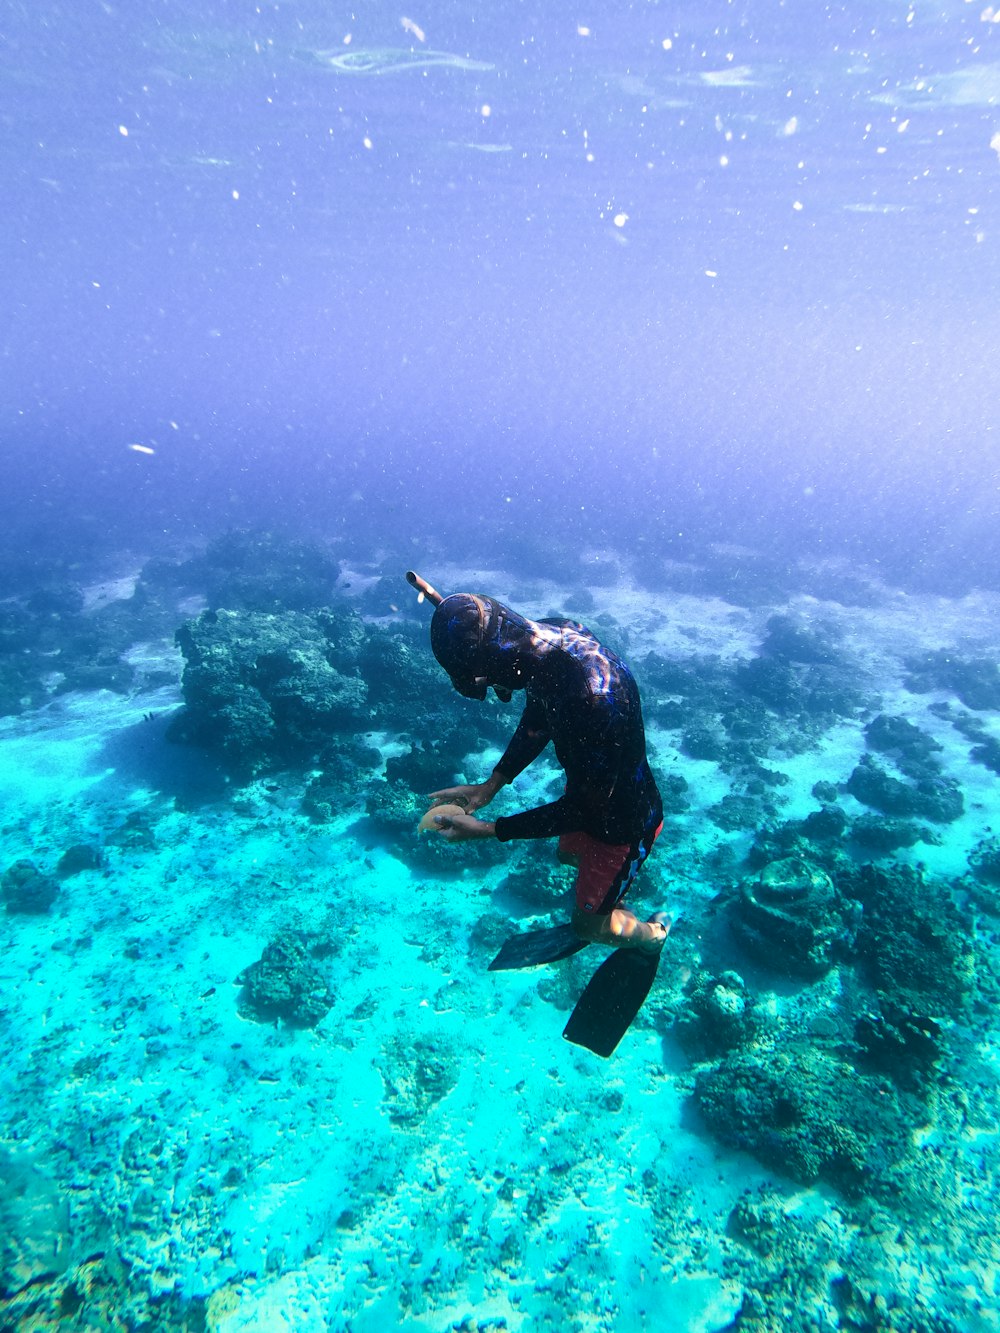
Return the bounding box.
[82,571,140,611]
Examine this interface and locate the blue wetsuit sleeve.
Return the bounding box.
[495,799,576,841]
[494,695,551,782]
[494,693,624,842]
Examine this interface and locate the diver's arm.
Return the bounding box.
[431,811,497,841]
[428,769,508,814]
[493,799,576,841]
[494,696,551,782]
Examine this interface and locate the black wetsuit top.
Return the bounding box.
[492,620,662,846]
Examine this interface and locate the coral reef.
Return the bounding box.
[179,529,339,614]
[969,837,1000,886]
[864,713,942,776]
[380,1036,458,1126]
[903,650,1000,711]
[170,608,369,771]
[760,611,843,664]
[236,932,336,1027]
[300,739,384,822]
[55,844,103,877]
[846,754,964,823]
[695,1046,913,1197]
[849,815,930,853]
[676,969,761,1056]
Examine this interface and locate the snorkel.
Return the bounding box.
[405,569,444,607]
[405,570,514,703]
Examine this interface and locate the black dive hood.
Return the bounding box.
[405,569,524,702]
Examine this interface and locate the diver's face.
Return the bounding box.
[451,674,489,701]
[449,673,519,702]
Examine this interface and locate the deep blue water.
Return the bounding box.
[3,0,999,589]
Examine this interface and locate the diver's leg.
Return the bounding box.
[570,827,668,949]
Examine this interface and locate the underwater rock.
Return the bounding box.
[25,583,85,619]
[725,1187,788,1257]
[640,653,705,696]
[694,1046,911,1197]
[854,1004,945,1095]
[236,932,335,1027]
[719,698,775,746]
[171,608,369,771]
[748,808,847,868]
[0,1147,75,1297]
[903,649,1000,711]
[969,837,1000,886]
[830,1275,962,1333]
[55,844,104,877]
[2,859,59,914]
[564,586,596,613]
[864,713,942,774]
[849,815,930,853]
[848,864,975,1021]
[659,771,690,815]
[969,734,1000,775]
[380,1036,458,1126]
[746,820,807,868]
[708,793,771,832]
[845,754,963,823]
[365,779,418,836]
[680,725,726,761]
[385,739,465,794]
[186,529,340,613]
[106,811,158,851]
[731,856,854,977]
[0,602,36,654]
[494,858,577,910]
[760,612,842,664]
[677,969,760,1056]
[301,740,382,821]
[800,803,848,842]
[57,656,135,695]
[735,656,803,714]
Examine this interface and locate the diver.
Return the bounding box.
[406,571,670,954]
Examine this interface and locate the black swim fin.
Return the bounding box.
[562,946,662,1057]
[488,922,589,971]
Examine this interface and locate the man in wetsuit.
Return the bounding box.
[421,585,670,952]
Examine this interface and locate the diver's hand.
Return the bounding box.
[427,780,498,815]
[431,811,496,842]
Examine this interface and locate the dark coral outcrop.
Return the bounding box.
[846,754,963,823]
[903,650,1000,711]
[694,1047,911,1197]
[2,860,59,914]
[236,932,336,1027]
[169,608,369,771]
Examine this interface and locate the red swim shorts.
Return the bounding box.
[558,822,663,914]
